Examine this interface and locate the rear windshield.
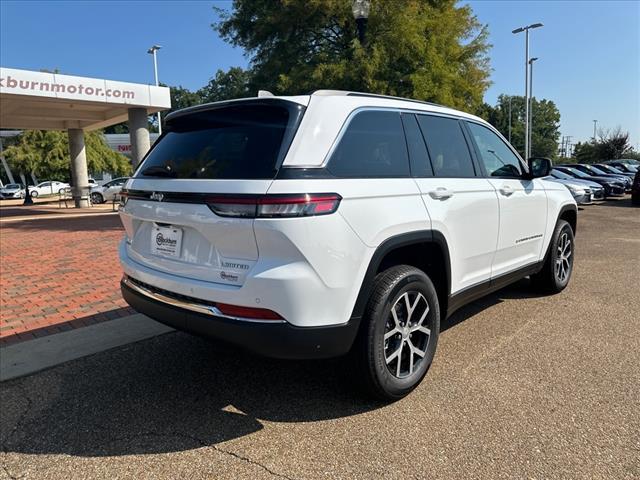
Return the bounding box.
[137,102,304,180]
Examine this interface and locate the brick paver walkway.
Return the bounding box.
[0,212,135,345]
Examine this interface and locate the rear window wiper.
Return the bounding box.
[140,166,177,178]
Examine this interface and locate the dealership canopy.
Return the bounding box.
[0,67,171,207]
[0,67,170,131]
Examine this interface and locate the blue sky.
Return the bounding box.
[1,0,638,148]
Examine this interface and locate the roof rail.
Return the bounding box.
[345,91,448,109]
[310,89,448,109]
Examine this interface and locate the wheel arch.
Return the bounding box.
[350,230,451,321]
[558,204,577,236]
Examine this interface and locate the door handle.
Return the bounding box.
[429,187,454,200]
[499,185,515,196]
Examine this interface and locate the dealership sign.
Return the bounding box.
[0,67,170,108]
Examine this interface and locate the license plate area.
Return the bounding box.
[151,225,183,258]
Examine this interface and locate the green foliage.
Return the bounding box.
[594,127,633,160]
[483,94,561,159]
[169,84,203,112]
[571,128,634,163]
[3,130,131,182]
[200,67,252,103]
[213,0,492,112]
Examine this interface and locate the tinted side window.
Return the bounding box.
[328,110,409,177]
[401,113,433,177]
[466,122,523,177]
[417,115,476,178]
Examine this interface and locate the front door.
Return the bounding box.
[465,121,548,277]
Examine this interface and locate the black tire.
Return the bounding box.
[531,219,574,293]
[91,192,104,204]
[30,190,38,198]
[352,265,440,401]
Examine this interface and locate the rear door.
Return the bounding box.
[408,113,500,294]
[464,121,548,277]
[119,100,305,286]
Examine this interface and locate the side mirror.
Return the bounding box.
[527,157,552,178]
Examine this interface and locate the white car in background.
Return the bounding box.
[28,180,70,197]
[90,177,129,204]
[0,183,25,199]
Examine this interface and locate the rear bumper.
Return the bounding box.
[121,277,360,360]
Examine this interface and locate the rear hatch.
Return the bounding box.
[119,99,306,286]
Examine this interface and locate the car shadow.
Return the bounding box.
[592,197,637,208]
[0,278,550,458]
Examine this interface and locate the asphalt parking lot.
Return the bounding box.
[1,198,638,480]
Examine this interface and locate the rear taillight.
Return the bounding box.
[206,193,341,218]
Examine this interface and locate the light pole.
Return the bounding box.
[508,96,512,143]
[512,23,543,159]
[352,0,371,44]
[592,119,598,143]
[147,44,162,135]
[528,57,539,158]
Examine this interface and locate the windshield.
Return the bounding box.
[5,184,21,189]
[625,165,638,172]
[138,102,305,180]
[598,165,622,174]
[587,166,609,175]
[562,167,591,179]
[551,169,573,180]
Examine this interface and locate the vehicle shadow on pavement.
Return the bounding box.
[593,198,637,209]
[0,279,550,458]
[442,278,543,332]
[0,331,382,458]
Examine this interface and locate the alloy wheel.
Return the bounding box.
[555,230,572,283]
[384,291,431,379]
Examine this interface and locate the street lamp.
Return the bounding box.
[528,57,539,157]
[147,44,162,135]
[512,22,543,159]
[352,0,371,44]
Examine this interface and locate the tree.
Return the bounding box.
[483,94,561,159]
[213,0,491,112]
[199,67,252,103]
[595,127,633,160]
[3,130,131,182]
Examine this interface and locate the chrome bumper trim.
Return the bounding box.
[122,276,286,324]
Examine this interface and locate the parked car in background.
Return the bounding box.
[603,160,639,174]
[632,171,640,206]
[28,181,70,197]
[549,169,605,201]
[594,163,636,180]
[0,183,25,199]
[90,177,129,204]
[560,164,632,191]
[554,166,625,197]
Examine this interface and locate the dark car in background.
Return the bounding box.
[560,164,632,191]
[632,171,640,206]
[554,166,626,197]
[594,163,636,181]
[603,160,639,175]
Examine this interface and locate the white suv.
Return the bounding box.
[118,91,577,399]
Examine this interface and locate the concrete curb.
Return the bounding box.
[0,314,174,382]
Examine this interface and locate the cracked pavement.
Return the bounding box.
[1,199,639,479]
